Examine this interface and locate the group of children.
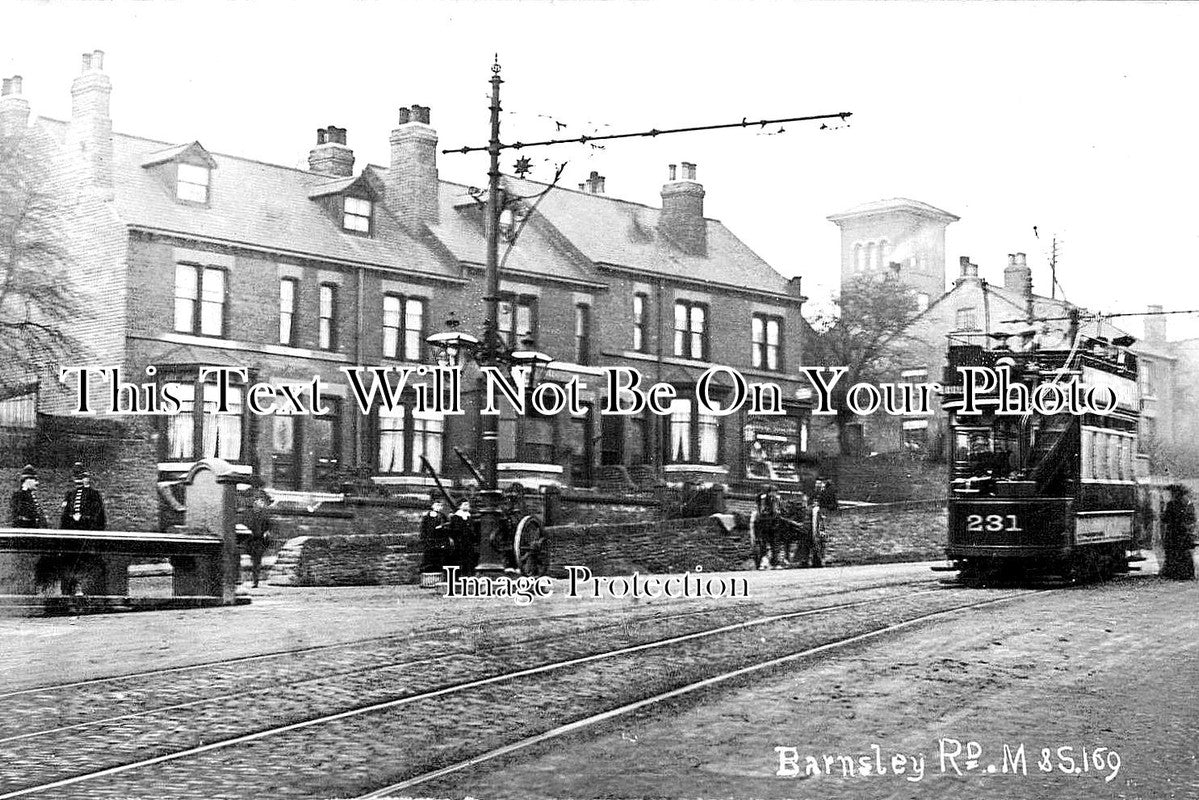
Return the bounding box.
[419,487,530,578]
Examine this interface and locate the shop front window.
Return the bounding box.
[745,418,800,482]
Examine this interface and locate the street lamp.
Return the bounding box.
[426,304,553,577]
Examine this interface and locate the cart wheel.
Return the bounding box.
[514,515,550,577]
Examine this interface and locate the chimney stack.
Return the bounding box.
[1145,304,1167,343]
[659,162,706,256]
[0,74,30,138]
[1004,252,1033,318]
[388,104,439,228]
[68,50,112,195]
[957,256,979,280]
[308,125,355,177]
[579,170,605,194]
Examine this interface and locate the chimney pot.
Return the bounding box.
[668,164,677,181]
[10,76,20,94]
[397,107,411,125]
[682,162,696,180]
[81,53,92,72]
[308,125,354,176]
[1015,252,1026,267]
[1,79,10,97]
[1007,253,1016,267]
[92,50,104,70]
[411,105,430,124]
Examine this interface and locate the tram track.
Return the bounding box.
[0,574,942,740]
[0,572,941,701]
[358,590,1049,799]
[0,582,1044,800]
[0,580,941,745]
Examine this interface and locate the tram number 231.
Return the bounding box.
[964,514,1023,533]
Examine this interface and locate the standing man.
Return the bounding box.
[243,488,273,588]
[60,462,107,530]
[448,499,478,576]
[419,494,452,577]
[10,465,48,528]
[1161,484,1196,580]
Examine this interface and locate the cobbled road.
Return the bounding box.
[0,567,997,800]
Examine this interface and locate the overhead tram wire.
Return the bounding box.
[1000,308,1199,325]
[440,111,854,156]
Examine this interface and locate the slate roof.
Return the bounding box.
[38,119,793,295]
[40,120,460,281]
[422,177,603,288]
[501,176,792,295]
[917,279,1135,342]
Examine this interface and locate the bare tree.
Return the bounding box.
[0,129,82,392]
[808,271,924,454]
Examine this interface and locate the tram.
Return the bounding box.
[940,333,1142,584]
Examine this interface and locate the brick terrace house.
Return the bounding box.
[0,53,812,530]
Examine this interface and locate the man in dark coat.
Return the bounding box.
[1161,484,1196,580]
[243,488,273,588]
[60,464,107,530]
[447,499,478,576]
[419,495,452,575]
[10,465,48,528]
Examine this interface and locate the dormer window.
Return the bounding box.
[343,197,372,233]
[177,163,210,203]
[141,141,218,206]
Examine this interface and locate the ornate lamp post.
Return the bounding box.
[426,60,553,577]
[427,309,552,577]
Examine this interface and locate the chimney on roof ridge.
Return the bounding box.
[388,104,439,228]
[1145,303,1167,343]
[659,161,706,256]
[0,74,30,137]
[955,256,980,284]
[308,125,355,177]
[68,50,112,196]
[581,170,605,194]
[1004,252,1033,319]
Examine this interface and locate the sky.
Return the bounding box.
[5,0,1199,340]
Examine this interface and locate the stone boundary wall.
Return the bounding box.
[545,517,746,577]
[548,490,660,526]
[268,533,422,586]
[262,498,950,587]
[823,500,948,565]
